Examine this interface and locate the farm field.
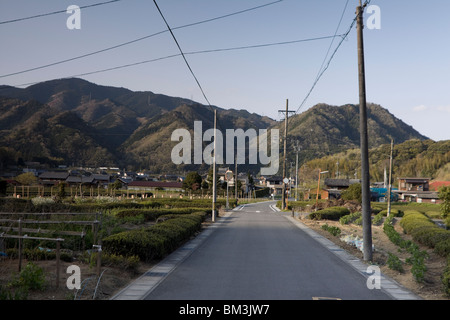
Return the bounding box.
[0,196,232,300]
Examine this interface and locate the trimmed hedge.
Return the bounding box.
[102,212,206,261]
[400,210,450,257]
[115,207,211,221]
[308,207,350,221]
[340,211,362,225]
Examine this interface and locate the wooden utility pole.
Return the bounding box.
[279,99,295,210]
[212,109,217,222]
[387,139,394,217]
[357,1,373,262]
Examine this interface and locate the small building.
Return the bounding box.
[127,181,183,192]
[416,191,441,204]
[38,171,70,186]
[261,176,284,195]
[324,178,361,190]
[397,177,430,192]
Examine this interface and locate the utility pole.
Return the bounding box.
[212,109,217,222]
[279,99,295,210]
[294,142,300,201]
[357,1,372,262]
[387,139,394,217]
[235,153,238,201]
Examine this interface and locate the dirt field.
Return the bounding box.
[1,214,448,300]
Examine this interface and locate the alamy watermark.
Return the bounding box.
[366,265,381,290]
[171,121,280,175]
[66,264,81,290]
[366,5,381,30]
[66,5,81,30]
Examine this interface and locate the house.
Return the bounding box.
[324,178,361,190]
[92,174,111,187]
[127,181,183,192]
[394,177,440,203]
[65,175,95,187]
[38,171,70,186]
[217,167,231,182]
[261,176,284,195]
[311,178,362,201]
[397,177,430,191]
[416,192,441,204]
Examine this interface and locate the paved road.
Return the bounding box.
[126,200,414,301]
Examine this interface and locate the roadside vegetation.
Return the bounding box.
[0,195,236,300]
[277,192,450,298]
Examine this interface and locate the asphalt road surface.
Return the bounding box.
[144,201,393,300]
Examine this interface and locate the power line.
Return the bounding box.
[152,0,212,108]
[0,0,122,25]
[0,0,285,79]
[9,34,343,88]
[296,0,372,115]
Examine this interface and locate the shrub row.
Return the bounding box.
[115,207,211,221]
[5,248,72,262]
[339,211,362,225]
[102,212,206,261]
[443,256,450,297]
[384,215,429,282]
[400,210,450,257]
[308,207,350,221]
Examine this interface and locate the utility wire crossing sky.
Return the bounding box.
[0,0,449,141]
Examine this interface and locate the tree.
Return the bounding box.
[57,182,67,200]
[341,183,362,203]
[439,186,450,218]
[15,172,38,185]
[206,168,220,190]
[183,171,202,191]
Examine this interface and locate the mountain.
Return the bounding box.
[0,78,275,173]
[276,103,429,165]
[0,78,432,175]
[300,139,450,183]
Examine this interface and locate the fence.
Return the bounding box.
[0,212,102,288]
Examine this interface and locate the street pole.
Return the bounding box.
[387,139,394,217]
[357,1,373,261]
[282,99,288,210]
[278,99,294,210]
[295,149,299,201]
[235,153,238,201]
[212,109,217,222]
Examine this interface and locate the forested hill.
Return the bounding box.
[274,103,429,165]
[301,139,450,183]
[0,78,436,175]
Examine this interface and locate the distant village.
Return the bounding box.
[0,161,448,204]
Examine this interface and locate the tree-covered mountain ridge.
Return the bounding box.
[301,139,450,183]
[0,78,443,176]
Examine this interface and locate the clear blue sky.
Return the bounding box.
[1,0,449,141]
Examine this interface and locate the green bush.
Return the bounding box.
[387,253,404,273]
[103,212,206,261]
[321,224,341,236]
[442,256,450,297]
[339,211,362,225]
[115,207,210,221]
[309,207,350,221]
[400,210,450,257]
[378,208,402,217]
[384,215,429,283]
[9,262,46,291]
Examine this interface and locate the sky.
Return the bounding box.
[0,0,449,142]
